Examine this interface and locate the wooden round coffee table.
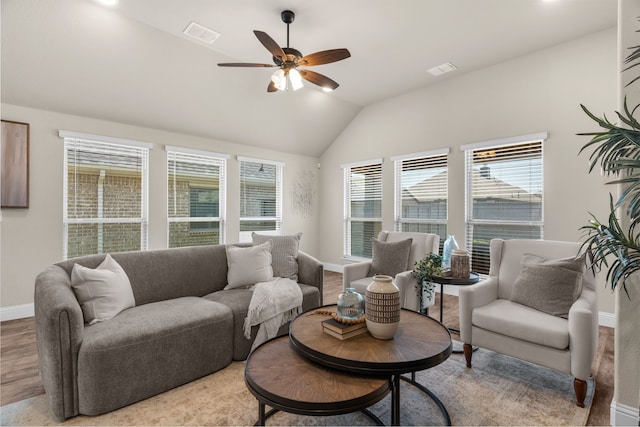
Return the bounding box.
[245,335,390,426]
[289,306,452,425]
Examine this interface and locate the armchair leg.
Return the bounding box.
[463,343,473,368]
[574,378,587,408]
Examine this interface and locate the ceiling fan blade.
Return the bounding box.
[218,63,275,67]
[254,30,287,63]
[299,69,339,90]
[298,49,351,66]
[267,81,278,92]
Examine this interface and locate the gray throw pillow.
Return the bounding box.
[510,253,586,318]
[71,254,136,325]
[252,232,301,281]
[225,240,274,289]
[368,238,413,277]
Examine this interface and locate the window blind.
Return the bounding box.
[464,139,544,274]
[167,149,226,247]
[394,151,448,253]
[239,159,282,242]
[63,137,150,259]
[343,161,383,259]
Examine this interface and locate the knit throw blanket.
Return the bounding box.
[243,277,303,351]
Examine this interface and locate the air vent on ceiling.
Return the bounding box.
[183,21,220,44]
[427,62,457,76]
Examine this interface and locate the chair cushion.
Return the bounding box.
[472,299,569,350]
[225,241,273,289]
[510,253,585,318]
[252,232,302,281]
[368,237,413,277]
[347,277,374,296]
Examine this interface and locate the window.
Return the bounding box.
[393,149,449,253]
[167,146,228,248]
[463,133,545,274]
[342,159,383,259]
[239,157,283,242]
[61,130,151,259]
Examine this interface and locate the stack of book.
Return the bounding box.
[322,317,368,340]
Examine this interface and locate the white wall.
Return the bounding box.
[319,28,618,314]
[0,104,320,310]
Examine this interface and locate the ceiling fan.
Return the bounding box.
[218,10,351,93]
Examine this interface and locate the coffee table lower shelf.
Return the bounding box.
[245,336,389,426]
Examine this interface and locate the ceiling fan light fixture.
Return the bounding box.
[271,69,287,91]
[289,69,304,91]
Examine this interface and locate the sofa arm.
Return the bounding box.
[458,276,499,344]
[297,251,324,305]
[34,265,85,421]
[568,287,598,380]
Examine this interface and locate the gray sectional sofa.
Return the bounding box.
[34,244,323,421]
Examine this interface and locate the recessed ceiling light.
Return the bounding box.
[96,0,118,6]
[427,62,457,76]
[183,21,220,45]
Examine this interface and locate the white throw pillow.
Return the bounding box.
[225,240,274,289]
[71,254,136,325]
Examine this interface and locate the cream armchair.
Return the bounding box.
[343,231,439,309]
[458,239,598,407]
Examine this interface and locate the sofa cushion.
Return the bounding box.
[510,253,585,318]
[225,241,273,289]
[71,254,135,325]
[252,232,302,281]
[472,299,569,350]
[368,237,413,277]
[77,297,233,415]
[205,283,321,361]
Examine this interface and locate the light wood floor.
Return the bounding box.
[1,270,614,426]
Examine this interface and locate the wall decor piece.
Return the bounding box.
[291,168,315,218]
[1,120,30,208]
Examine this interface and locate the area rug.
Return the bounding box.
[0,348,593,426]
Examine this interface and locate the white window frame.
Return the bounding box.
[60,130,152,259]
[392,148,450,248]
[342,158,383,261]
[238,156,284,243]
[166,145,229,247]
[462,132,546,274]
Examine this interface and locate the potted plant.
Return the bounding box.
[413,253,444,313]
[578,24,640,295]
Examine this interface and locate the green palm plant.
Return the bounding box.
[578,28,640,296]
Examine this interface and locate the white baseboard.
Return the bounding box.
[599,311,616,328]
[611,400,640,426]
[323,263,343,273]
[0,303,34,322]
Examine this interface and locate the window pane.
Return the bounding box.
[240,220,277,232]
[66,222,142,259]
[465,140,543,273]
[349,164,382,218]
[471,143,542,222]
[344,161,383,258]
[167,150,226,247]
[168,221,220,248]
[239,160,282,239]
[469,223,542,274]
[395,153,448,250]
[350,220,382,258]
[64,139,148,258]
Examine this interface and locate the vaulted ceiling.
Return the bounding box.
[1,0,617,157]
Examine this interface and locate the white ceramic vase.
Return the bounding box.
[365,275,401,339]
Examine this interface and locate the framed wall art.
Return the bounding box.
[1,120,30,208]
